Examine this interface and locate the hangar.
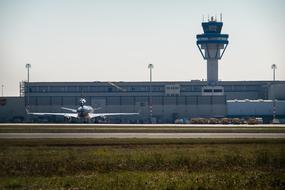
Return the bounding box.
[18,80,285,123]
[1,80,284,123]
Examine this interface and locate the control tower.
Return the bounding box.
[196,16,229,86]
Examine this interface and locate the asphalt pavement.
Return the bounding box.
[1,132,285,139]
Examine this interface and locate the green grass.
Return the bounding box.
[1,171,284,190]
[0,139,285,189]
[1,143,284,176]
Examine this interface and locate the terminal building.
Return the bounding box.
[0,17,285,123]
[0,80,284,123]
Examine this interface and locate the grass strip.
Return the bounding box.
[1,138,285,147]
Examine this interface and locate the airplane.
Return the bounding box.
[26,98,139,122]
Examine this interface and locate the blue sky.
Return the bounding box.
[0,0,285,96]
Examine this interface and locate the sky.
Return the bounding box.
[0,0,285,96]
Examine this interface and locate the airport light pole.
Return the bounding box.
[148,63,154,123]
[271,64,277,81]
[271,64,277,123]
[25,63,31,108]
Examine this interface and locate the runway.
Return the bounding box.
[1,132,285,139]
[1,123,285,128]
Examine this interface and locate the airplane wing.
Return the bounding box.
[89,113,139,119]
[27,111,78,118]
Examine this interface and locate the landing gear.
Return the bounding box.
[64,116,72,123]
[94,116,107,123]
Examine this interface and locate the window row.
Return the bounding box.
[28,85,165,93]
[27,85,260,93]
[27,96,226,106]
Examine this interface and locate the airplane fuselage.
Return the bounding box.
[77,105,94,118]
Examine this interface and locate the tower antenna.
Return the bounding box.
[220,13,223,22]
